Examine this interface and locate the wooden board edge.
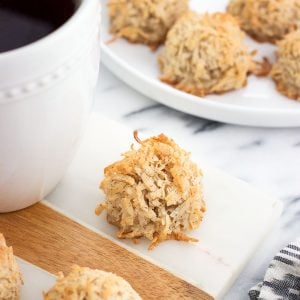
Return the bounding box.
[0,202,213,300]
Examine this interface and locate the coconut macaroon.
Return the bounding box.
[0,234,23,300]
[158,12,256,96]
[227,0,300,43]
[271,31,300,100]
[107,0,189,48]
[96,132,205,250]
[44,265,141,300]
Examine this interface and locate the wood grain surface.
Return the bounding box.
[0,203,213,300]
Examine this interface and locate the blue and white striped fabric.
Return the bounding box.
[249,238,300,300]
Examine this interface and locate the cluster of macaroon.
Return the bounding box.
[108,0,300,101]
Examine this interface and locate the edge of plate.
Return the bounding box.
[101,43,300,128]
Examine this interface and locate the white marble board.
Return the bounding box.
[18,258,55,299]
[44,112,283,299]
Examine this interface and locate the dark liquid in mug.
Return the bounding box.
[0,0,76,53]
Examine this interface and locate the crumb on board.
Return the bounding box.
[107,0,189,49]
[44,265,142,300]
[227,0,300,43]
[158,12,256,96]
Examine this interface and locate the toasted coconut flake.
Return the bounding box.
[107,0,188,48]
[97,133,205,250]
[158,12,256,97]
[227,0,300,43]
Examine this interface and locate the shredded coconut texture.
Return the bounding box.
[0,234,23,300]
[107,0,188,48]
[271,31,300,100]
[96,133,205,250]
[44,265,141,300]
[158,12,255,96]
[227,0,300,43]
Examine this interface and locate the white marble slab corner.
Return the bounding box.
[18,258,55,300]
[46,113,282,299]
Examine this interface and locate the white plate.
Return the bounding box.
[100,0,300,128]
[46,113,283,298]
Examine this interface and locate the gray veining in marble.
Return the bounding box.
[95,65,300,300]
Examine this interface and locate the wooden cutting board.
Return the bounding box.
[0,203,212,300]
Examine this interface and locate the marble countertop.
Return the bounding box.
[94,65,300,300]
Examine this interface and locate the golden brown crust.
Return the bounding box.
[0,234,23,300]
[272,79,300,101]
[252,57,273,77]
[271,30,300,101]
[158,12,255,97]
[44,265,142,300]
[227,0,300,44]
[107,0,189,48]
[97,133,205,250]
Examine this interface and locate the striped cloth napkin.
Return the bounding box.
[249,238,300,300]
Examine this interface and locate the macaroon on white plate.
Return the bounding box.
[100,0,300,127]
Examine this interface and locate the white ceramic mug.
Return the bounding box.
[0,0,101,212]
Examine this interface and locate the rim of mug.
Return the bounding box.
[0,0,89,60]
